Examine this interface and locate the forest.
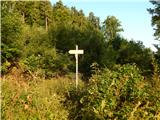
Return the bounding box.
[1,0,160,119]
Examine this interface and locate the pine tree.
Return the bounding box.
[39,1,52,31]
[102,16,123,42]
[148,0,160,40]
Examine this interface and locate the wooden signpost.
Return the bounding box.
[69,45,84,89]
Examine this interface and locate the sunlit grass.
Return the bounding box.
[1,74,84,120]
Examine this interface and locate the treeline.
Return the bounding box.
[1,0,160,79]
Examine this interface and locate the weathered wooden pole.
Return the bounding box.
[69,45,84,89]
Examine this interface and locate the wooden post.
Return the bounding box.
[75,45,78,89]
[69,45,84,89]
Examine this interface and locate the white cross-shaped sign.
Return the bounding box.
[69,45,84,89]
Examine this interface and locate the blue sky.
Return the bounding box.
[50,0,159,51]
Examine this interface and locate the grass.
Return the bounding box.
[2,66,159,120]
[1,72,84,120]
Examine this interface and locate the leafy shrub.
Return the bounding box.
[18,25,72,78]
[151,57,160,92]
[1,61,11,74]
[1,12,23,74]
[19,51,72,78]
[74,64,160,120]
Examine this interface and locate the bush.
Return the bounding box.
[1,12,23,74]
[73,64,160,120]
[18,25,72,78]
[20,51,72,78]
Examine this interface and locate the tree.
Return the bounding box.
[88,12,100,29]
[39,1,52,31]
[14,1,52,28]
[50,1,105,78]
[1,1,15,17]
[52,1,71,23]
[14,1,27,23]
[100,17,123,69]
[100,34,154,76]
[1,1,23,74]
[102,16,123,42]
[117,40,153,75]
[148,0,160,73]
[25,1,40,26]
[148,0,160,40]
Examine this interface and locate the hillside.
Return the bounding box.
[1,0,160,119]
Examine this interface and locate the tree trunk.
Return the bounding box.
[22,12,25,23]
[45,16,48,31]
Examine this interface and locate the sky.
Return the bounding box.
[50,0,159,51]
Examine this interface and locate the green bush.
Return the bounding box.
[73,64,160,120]
[1,12,23,74]
[20,52,72,78]
[18,25,72,78]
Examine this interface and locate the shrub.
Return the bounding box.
[1,43,21,74]
[76,64,160,120]
[19,52,72,78]
[1,12,23,74]
[18,25,72,78]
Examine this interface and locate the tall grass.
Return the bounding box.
[1,73,83,120]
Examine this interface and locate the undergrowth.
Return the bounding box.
[2,64,160,120]
[1,71,83,120]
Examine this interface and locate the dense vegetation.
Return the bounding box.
[1,0,160,119]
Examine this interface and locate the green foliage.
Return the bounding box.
[2,1,160,120]
[148,1,160,74]
[148,0,160,40]
[153,45,160,75]
[49,2,105,77]
[2,66,160,120]
[1,2,21,62]
[74,64,160,120]
[88,12,100,29]
[100,43,119,68]
[1,60,11,74]
[2,1,155,79]
[151,57,160,91]
[2,77,72,120]
[117,39,154,75]
[53,1,71,23]
[18,1,40,26]
[20,49,72,78]
[100,36,154,76]
[14,24,72,78]
[1,8,23,74]
[13,0,52,28]
[1,43,21,74]
[1,12,23,47]
[102,16,123,42]
[39,1,52,28]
